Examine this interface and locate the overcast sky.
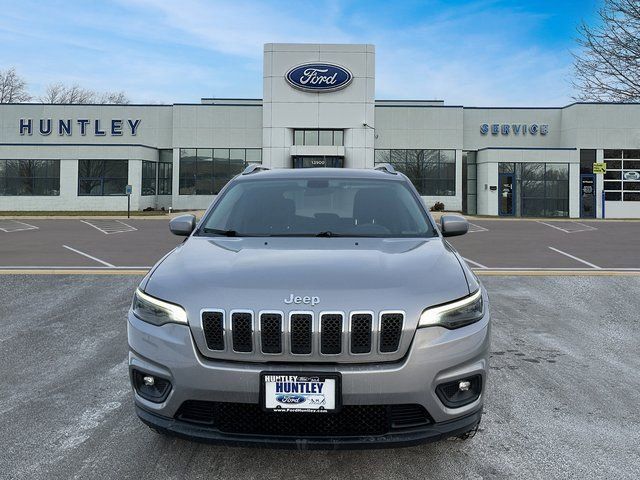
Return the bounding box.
[0,0,600,105]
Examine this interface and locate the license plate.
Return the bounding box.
[261,373,340,413]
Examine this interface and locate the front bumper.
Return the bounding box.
[128,305,490,448]
[136,404,482,450]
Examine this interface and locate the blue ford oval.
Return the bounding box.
[276,394,306,404]
[285,63,353,92]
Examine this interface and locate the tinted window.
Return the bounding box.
[78,160,128,196]
[179,148,262,195]
[199,178,435,238]
[0,159,60,196]
[141,161,156,196]
[376,149,456,196]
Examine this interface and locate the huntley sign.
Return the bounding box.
[19,118,142,136]
[285,63,353,92]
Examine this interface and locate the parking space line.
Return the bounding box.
[81,219,137,234]
[62,245,116,268]
[467,223,489,233]
[548,246,601,269]
[537,221,597,234]
[0,220,39,233]
[462,257,488,269]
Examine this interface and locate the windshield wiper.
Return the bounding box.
[315,231,344,237]
[201,228,239,237]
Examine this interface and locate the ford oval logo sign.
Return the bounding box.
[285,63,353,92]
[623,171,640,181]
[276,394,306,405]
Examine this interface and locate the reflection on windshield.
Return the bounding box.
[198,178,435,238]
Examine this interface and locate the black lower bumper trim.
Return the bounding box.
[136,405,482,450]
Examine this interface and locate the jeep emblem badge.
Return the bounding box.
[284,294,320,306]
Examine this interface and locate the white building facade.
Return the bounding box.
[1,43,639,218]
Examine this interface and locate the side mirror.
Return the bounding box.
[440,215,469,237]
[169,214,196,236]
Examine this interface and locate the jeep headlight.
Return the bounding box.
[419,289,484,329]
[132,288,188,326]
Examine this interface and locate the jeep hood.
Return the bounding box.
[144,236,471,324]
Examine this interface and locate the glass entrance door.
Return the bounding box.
[580,174,596,218]
[292,156,344,168]
[498,173,515,216]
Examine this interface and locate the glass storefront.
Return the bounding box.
[498,162,569,217]
[78,160,128,196]
[375,149,456,196]
[0,159,60,196]
[179,148,262,195]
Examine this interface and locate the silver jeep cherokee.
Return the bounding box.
[128,164,490,449]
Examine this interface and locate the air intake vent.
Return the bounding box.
[260,313,282,354]
[202,311,224,350]
[379,313,403,353]
[320,313,343,354]
[290,313,312,354]
[231,312,253,352]
[350,313,372,354]
[389,404,431,429]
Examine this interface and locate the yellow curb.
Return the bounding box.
[0,269,149,275]
[475,270,640,276]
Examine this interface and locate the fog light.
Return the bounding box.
[436,375,482,408]
[458,380,471,392]
[131,369,171,403]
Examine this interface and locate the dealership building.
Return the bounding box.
[1,43,640,218]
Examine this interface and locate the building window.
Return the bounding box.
[375,149,456,196]
[0,160,60,196]
[179,148,262,195]
[78,160,128,196]
[141,161,157,196]
[499,162,569,217]
[604,149,640,201]
[158,149,173,195]
[293,129,344,146]
[462,151,477,215]
[580,149,596,175]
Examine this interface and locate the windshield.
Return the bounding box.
[198,177,436,238]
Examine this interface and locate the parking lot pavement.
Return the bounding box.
[1,218,639,272]
[0,219,181,268]
[1,275,638,480]
[448,219,640,270]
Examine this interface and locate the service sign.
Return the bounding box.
[285,63,353,92]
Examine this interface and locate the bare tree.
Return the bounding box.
[573,0,640,101]
[96,90,130,104]
[40,82,131,104]
[0,67,32,103]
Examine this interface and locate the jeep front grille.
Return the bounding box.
[259,313,282,354]
[320,313,343,355]
[290,313,313,354]
[199,309,405,361]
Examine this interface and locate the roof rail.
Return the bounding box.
[374,163,397,175]
[242,164,270,175]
